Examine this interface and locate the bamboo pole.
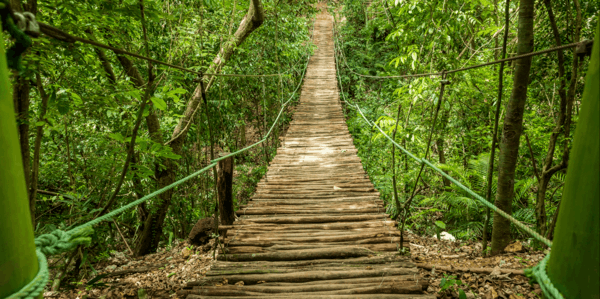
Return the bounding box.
[546,22,599,298]
[0,23,40,297]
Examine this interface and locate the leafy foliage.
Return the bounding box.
[334,0,597,245]
[9,0,318,288]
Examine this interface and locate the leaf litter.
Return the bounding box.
[44,239,215,298]
[407,231,546,298]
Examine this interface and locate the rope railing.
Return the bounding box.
[332,17,563,299]
[8,44,312,299]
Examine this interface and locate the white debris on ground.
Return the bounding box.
[432,231,457,242]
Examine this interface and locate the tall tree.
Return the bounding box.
[490,0,535,255]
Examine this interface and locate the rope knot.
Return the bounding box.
[35,226,93,256]
[0,0,33,71]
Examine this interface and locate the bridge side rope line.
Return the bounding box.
[7,43,312,299]
[331,20,563,299]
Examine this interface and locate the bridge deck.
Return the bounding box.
[179,11,433,299]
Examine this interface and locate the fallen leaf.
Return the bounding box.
[182,248,192,259]
[504,242,523,253]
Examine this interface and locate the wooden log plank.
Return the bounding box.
[210,255,410,270]
[190,267,419,285]
[216,247,375,262]
[233,215,388,224]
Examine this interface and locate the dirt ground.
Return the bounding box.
[409,232,545,299]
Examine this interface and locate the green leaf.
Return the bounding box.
[458,289,467,299]
[151,97,167,110]
[169,88,187,95]
[57,94,70,115]
[35,121,45,126]
[86,273,109,286]
[108,133,124,142]
[435,221,446,229]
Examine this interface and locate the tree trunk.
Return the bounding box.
[490,0,534,255]
[240,122,246,147]
[29,72,50,227]
[218,154,235,225]
[64,120,75,189]
[532,0,580,238]
[436,109,450,188]
[85,29,117,84]
[13,75,31,199]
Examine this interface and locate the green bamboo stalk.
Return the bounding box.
[0,22,40,297]
[546,22,599,298]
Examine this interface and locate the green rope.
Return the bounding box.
[332,18,562,298]
[7,250,48,299]
[525,254,564,299]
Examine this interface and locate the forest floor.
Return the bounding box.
[44,234,544,299]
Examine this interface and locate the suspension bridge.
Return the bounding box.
[177,11,432,298]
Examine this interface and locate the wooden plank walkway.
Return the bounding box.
[179,11,434,299]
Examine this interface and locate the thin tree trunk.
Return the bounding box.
[85,29,117,84]
[64,120,75,189]
[98,73,153,216]
[402,101,414,173]
[482,0,510,255]
[391,102,402,216]
[97,0,155,218]
[168,0,264,149]
[13,75,31,198]
[534,0,581,237]
[29,72,50,227]
[436,109,450,188]
[490,0,535,255]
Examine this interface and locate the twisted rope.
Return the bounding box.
[525,254,564,299]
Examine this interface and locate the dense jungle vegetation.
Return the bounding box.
[6,0,317,287]
[3,0,598,293]
[334,0,597,251]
